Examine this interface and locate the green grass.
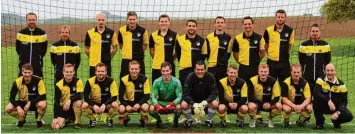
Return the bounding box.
[1,37,355,133]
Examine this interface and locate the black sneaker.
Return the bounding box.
[313,125,324,130]
[89,120,96,128]
[107,119,113,127]
[74,123,82,129]
[139,119,147,128]
[17,120,26,127]
[184,120,193,128]
[173,118,178,128]
[220,120,227,128]
[304,116,311,124]
[36,120,43,128]
[283,119,290,128]
[236,119,244,128]
[205,120,213,128]
[156,119,164,128]
[333,123,341,129]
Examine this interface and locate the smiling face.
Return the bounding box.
[161,66,172,82]
[310,26,321,40]
[325,64,336,81]
[291,66,301,82]
[227,67,238,84]
[26,15,37,29]
[159,17,170,31]
[22,69,33,82]
[129,64,140,78]
[258,67,269,82]
[275,13,286,25]
[95,66,107,81]
[59,27,70,41]
[243,19,253,33]
[127,15,138,28]
[186,21,197,36]
[214,18,225,31]
[194,64,206,79]
[63,66,75,82]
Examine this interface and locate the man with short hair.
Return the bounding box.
[313,64,353,129]
[6,63,47,128]
[118,60,150,127]
[299,23,331,94]
[51,25,80,82]
[233,16,265,82]
[81,63,119,128]
[217,64,248,128]
[248,63,282,128]
[118,11,149,79]
[16,12,48,77]
[52,64,83,129]
[176,20,207,87]
[181,61,218,128]
[205,16,233,82]
[149,14,178,83]
[149,62,182,128]
[281,64,312,128]
[85,12,118,77]
[264,9,295,83]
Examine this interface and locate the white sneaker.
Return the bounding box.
[267,119,274,128]
[249,119,256,128]
[178,117,187,124]
[194,116,201,124]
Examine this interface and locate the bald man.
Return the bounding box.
[85,13,118,77]
[313,64,353,129]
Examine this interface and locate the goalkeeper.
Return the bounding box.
[181,61,218,128]
[149,62,183,128]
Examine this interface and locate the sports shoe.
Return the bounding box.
[173,118,179,128]
[249,118,256,128]
[156,119,164,128]
[205,120,213,128]
[74,123,82,129]
[178,117,187,124]
[256,118,264,124]
[37,120,43,128]
[107,119,113,127]
[17,120,26,127]
[283,119,289,128]
[220,120,227,128]
[184,119,193,128]
[139,118,147,128]
[89,120,96,128]
[266,119,274,128]
[236,119,244,128]
[313,125,324,130]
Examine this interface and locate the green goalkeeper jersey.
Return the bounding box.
[151,76,182,106]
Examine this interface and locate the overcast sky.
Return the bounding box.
[1,0,326,19]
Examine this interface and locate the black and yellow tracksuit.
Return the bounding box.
[299,39,331,93]
[183,72,218,104]
[176,34,207,86]
[281,77,311,121]
[118,25,149,78]
[218,77,248,112]
[85,27,118,77]
[205,31,232,82]
[50,39,81,82]
[54,77,83,124]
[119,74,150,106]
[313,77,353,127]
[233,32,265,82]
[149,29,178,82]
[16,27,48,77]
[9,76,46,120]
[264,25,295,83]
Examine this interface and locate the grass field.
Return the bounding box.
[1,38,354,133]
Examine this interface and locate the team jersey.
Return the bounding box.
[183,72,218,104]
[119,74,150,105]
[151,76,182,106]
[84,76,118,106]
[149,29,178,69]
[281,77,311,104]
[205,31,232,67]
[218,77,248,106]
[249,75,280,104]
[54,77,84,107]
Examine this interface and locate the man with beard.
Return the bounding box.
[6,64,47,128]
[16,12,48,77]
[52,64,83,129]
[313,64,353,129]
[248,64,282,128]
[118,61,150,127]
[81,63,119,128]
[149,14,178,83]
[85,12,118,77]
[51,25,81,83]
[299,23,331,94]
[149,62,182,128]
[176,20,207,88]
[205,16,233,83]
[281,64,312,128]
[118,11,149,79]
[217,64,248,128]
[264,9,295,84]
[181,61,218,128]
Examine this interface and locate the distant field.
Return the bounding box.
[1,37,354,133]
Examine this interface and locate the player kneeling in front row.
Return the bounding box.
[281,64,312,128]
[149,62,183,128]
[118,60,151,127]
[52,64,84,129]
[82,63,119,128]
[217,64,248,128]
[248,63,282,128]
[6,63,47,128]
[181,61,219,128]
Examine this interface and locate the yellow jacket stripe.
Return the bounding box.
[16,33,48,43]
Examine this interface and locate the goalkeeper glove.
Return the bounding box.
[155,104,166,114]
[166,102,175,113]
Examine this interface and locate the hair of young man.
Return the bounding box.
[159,14,170,21]
[242,16,254,24]
[275,9,287,17]
[186,19,198,27]
[161,62,172,70]
[26,12,37,19]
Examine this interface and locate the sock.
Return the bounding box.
[36,108,46,121]
[149,112,161,121]
[206,108,216,121]
[282,111,291,120]
[217,111,227,120]
[8,111,19,119]
[140,111,148,120]
[269,109,281,119]
[73,105,82,124]
[120,112,128,118]
[108,108,118,121]
[238,111,246,120]
[182,109,192,120]
[299,111,310,122]
[174,111,182,121]
[82,107,95,120]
